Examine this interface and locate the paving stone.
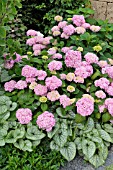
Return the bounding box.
[106,3,113,23]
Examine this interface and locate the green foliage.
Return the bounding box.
[20,0,90,34]
[0,0,22,55]
[0,140,65,170]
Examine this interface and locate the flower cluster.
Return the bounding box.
[36,111,56,132]
[16,108,32,124]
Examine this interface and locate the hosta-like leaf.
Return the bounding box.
[0,139,5,146]
[83,118,94,133]
[0,105,7,114]
[91,137,102,143]
[0,129,7,136]
[9,102,17,111]
[32,140,40,146]
[5,130,16,143]
[0,96,10,104]
[89,155,105,168]
[103,124,113,134]
[0,112,10,121]
[47,123,60,138]
[53,128,68,147]
[98,129,113,142]
[14,129,25,139]
[26,125,45,140]
[23,140,32,152]
[56,107,68,118]
[60,142,76,161]
[50,141,60,151]
[82,139,96,159]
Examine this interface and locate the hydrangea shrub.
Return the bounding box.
[1,13,113,168]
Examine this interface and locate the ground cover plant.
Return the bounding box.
[1,8,113,168]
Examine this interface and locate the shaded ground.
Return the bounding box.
[60,146,113,170]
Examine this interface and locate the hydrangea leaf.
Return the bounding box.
[60,142,76,161]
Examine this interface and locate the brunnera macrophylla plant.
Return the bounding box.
[1,14,113,168]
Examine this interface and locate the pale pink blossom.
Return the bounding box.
[75,27,86,34]
[76,97,94,116]
[4,80,16,92]
[94,78,110,90]
[34,84,47,96]
[22,65,38,78]
[15,80,27,90]
[84,52,99,64]
[52,53,62,59]
[90,25,101,32]
[16,108,32,124]
[60,95,71,108]
[27,29,38,36]
[72,15,85,26]
[51,26,60,32]
[36,111,55,132]
[47,90,60,101]
[26,37,36,46]
[63,24,75,36]
[45,76,62,90]
[58,21,67,28]
[48,60,62,71]
[37,70,47,80]
[95,90,106,99]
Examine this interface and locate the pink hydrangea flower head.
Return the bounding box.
[4,80,16,92]
[54,15,63,22]
[15,80,27,90]
[47,90,60,101]
[61,47,72,53]
[34,84,47,96]
[22,65,38,78]
[94,78,110,90]
[63,24,75,36]
[106,86,113,96]
[84,52,99,64]
[26,37,36,46]
[82,23,90,29]
[45,76,62,90]
[76,97,94,116]
[33,44,46,51]
[65,50,82,68]
[34,50,41,56]
[95,90,106,99]
[90,25,101,32]
[48,60,62,71]
[61,32,69,39]
[58,21,67,28]
[66,72,75,81]
[105,66,113,79]
[36,111,55,132]
[26,77,36,83]
[53,31,61,36]
[4,60,14,69]
[105,98,113,108]
[14,53,22,63]
[75,65,93,78]
[47,47,57,55]
[51,26,60,32]
[35,36,44,44]
[72,15,85,26]
[98,60,108,68]
[74,76,84,83]
[16,108,32,124]
[60,73,66,80]
[42,36,53,45]
[60,95,71,108]
[98,104,106,113]
[27,29,38,36]
[37,70,47,80]
[75,27,86,34]
[52,53,62,59]
[108,104,113,116]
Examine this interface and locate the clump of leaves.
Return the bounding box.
[0,139,65,170]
